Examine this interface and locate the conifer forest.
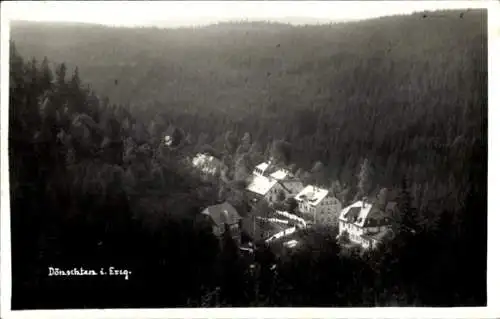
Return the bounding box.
[8,9,487,308]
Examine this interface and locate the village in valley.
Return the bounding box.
[191,148,401,259]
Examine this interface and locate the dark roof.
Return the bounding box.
[276,180,292,193]
[364,209,390,227]
[386,201,398,211]
[361,228,393,242]
[203,202,241,227]
[344,207,362,222]
[282,178,302,184]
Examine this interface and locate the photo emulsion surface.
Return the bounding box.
[7,3,487,310]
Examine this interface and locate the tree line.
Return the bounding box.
[8,8,486,308]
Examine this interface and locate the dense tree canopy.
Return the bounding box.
[8,8,486,308]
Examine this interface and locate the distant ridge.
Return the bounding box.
[9,8,481,30]
[10,19,109,28]
[9,8,485,108]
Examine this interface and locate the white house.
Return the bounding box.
[269,168,289,180]
[253,162,271,176]
[247,162,301,203]
[192,153,223,178]
[246,174,279,201]
[253,162,294,180]
[294,185,342,225]
[338,200,394,249]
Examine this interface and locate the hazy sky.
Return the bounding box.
[4,1,489,27]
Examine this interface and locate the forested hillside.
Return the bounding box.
[11,10,487,202]
[9,9,487,308]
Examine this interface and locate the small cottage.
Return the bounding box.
[201,202,242,243]
[192,153,223,178]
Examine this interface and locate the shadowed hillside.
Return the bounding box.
[8,9,487,308]
[11,9,486,196]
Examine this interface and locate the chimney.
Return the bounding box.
[362,197,367,208]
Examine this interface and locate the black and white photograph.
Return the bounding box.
[0,0,498,317]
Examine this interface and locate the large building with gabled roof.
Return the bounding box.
[338,199,396,249]
[294,185,342,225]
